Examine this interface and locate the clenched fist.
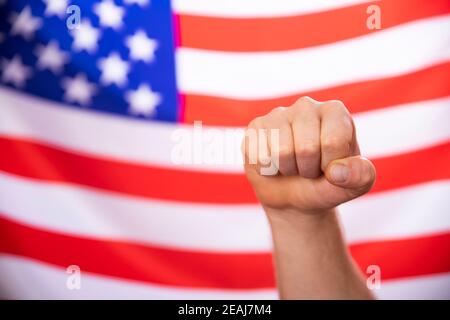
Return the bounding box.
[242,97,376,213]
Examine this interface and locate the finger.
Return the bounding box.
[243,118,264,168]
[243,117,274,175]
[266,107,298,176]
[325,156,376,199]
[291,100,321,179]
[319,100,354,172]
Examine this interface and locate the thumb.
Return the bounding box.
[324,156,376,200]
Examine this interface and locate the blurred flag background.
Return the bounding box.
[0,0,449,299]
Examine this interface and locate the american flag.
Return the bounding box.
[0,0,449,299]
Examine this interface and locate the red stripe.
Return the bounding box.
[0,215,274,289]
[351,233,450,281]
[0,136,254,204]
[183,62,450,126]
[178,0,450,52]
[0,136,449,204]
[370,142,450,193]
[0,215,449,289]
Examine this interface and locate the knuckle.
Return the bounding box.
[327,99,346,108]
[269,106,288,115]
[296,96,316,105]
[337,114,355,132]
[248,116,265,128]
[267,106,289,123]
[292,96,317,111]
[322,100,349,113]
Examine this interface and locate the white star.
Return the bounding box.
[43,0,69,18]
[126,30,157,62]
[35,41,69,74]
[61,73,97,106]
[71,19,100,53]
[9,6,43,40]
[124,0,149,6]
[1,55,33,88]
[97,52,129,87]
[94,0,124,29]
[126,84,161,116]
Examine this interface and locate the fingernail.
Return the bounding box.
[330,164,349,183]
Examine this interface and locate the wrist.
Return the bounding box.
[264,206,337,230]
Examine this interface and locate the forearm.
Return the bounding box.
[266,207,374,300]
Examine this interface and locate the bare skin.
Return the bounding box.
[242,97,376,299]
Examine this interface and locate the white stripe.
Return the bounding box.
[177,16,450,99]
[339,181,450,244]
[0,86,240,173]
[1,87,449,172]
[355,97,450,157]
[0,255,277,299]
[0,171,271,252]
[0,255,448,299]
[375,272,450,300]
[172,0,373,18]
[0,172,448,251]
